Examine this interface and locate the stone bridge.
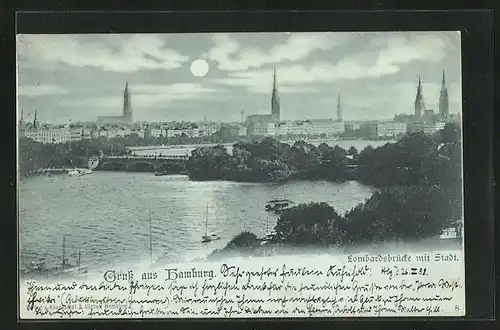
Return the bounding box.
[96,155,189,173]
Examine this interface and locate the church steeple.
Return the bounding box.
[271,66,280,123]
[33,110,38,128]
[439,70,449,119]
[336,93,342,122]
[414,75,425,120]
[123,81,132,123]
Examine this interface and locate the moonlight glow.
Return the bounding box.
[190,59,209,77]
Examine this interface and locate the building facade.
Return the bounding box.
[24,127,91,144]
[167,127,199,138]
[407,122,446,135]
[198,123,219,136]
[359,122,379,138]
[245,68,281,137]
[344,121,361,133]
[376,122,407,137]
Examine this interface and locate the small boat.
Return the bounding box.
[53,237,89,276]
[202,232,221,243]
[67,169,80,176]
[78,168,93,175]
[154,172,168,176]
[67,168,93,176]
[439,220,464,240]
[24,236,88,278]
[265,199,295,213]
[202,203,221,243]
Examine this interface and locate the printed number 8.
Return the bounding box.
[454,305,460,311]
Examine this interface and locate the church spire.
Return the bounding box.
[271,66,280,123]
[439,70,449,119]
[33,110,37,128]
[123,81,132,123]
[337,93,342,122]
[414,75,425,120]
[272,67,278,99]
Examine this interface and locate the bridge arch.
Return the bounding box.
[158,161,186,174]
[100,162,126,171]
[128,162,156,172]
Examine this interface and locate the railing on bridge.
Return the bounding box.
[103,155,189,160]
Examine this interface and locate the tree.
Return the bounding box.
[440,122,461,145]
[187,145,231,180]
[275,202,348,246]
[345,186,451,244]
[224,231,261,250]
[347,146,359,159]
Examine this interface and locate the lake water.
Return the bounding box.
[18,173,376,274]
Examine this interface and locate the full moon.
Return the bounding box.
[190,59,209,77]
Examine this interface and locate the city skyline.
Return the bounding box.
[16,32,462,124]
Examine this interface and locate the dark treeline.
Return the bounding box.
[187,123,461,187]
[207,123,463,254]
[188,138,356,182]
[210,185,459,259]
[18,136,128,177]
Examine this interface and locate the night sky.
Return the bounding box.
[16,32,462,124]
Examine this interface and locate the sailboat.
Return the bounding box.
[54,235,89,276]
[24,235,89,277]
[263,216,277,241]
[201,203,221,243]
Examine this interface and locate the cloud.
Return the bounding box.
[369,34,447,75]
[17,84,70,97]
[16,34,189,72]
[336,79,462,120]
[215,33,451,93]
[203,32,347,71]
[63,83,223,110]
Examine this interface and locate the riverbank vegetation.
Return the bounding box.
[210,185,460,259]
[18,137,128,177]
[187,124,461,186]
[207,123,463,254]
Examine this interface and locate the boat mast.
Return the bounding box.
[78,248,81,267]
[62,235,66,266]
[205,203,208,236]
[149,208,153,264]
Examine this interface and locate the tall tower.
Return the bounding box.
[123,82,132,123]
[33,110,38,128]
[414,75,425,120]
[271,67,281,123]
[336,93,342,121]
[438,70,449,120]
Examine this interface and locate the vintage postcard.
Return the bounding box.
[17,31,465,319]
